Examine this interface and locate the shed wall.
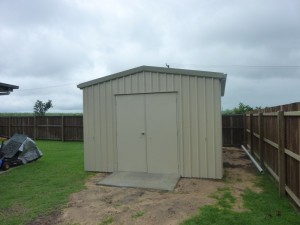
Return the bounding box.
[82,71,223,178]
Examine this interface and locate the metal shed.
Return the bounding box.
[78,66,226,179]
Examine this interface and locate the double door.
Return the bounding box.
[116,93,178,174]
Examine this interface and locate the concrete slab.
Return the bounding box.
[97,172,180,191]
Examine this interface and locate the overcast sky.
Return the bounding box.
[1,0,300,113]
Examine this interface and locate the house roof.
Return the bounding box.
[78,65,227,96]
[0,82,19,95]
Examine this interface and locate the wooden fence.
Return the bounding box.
[1,111,298,206]
[0,115,243,145]
[0,116,83,141]
[245,102,300,207]
[222,115,244,146]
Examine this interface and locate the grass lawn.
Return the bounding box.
[181,174,300,225]
[0,141,90,225]
[1,141,300,225]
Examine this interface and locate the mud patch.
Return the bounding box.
[27,210,62,225]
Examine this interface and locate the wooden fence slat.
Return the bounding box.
[250,113,254,155]
[61,116,64,142]
[243,114,247,146]
[278,111,286,197]
[259,112,264,168]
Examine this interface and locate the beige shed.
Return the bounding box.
[78,66,226,179]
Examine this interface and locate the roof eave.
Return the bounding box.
[221,75,227,96]
[0,83,19,95]
[78,66,227,90]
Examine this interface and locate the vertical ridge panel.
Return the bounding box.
[99,83,107,170]
[138,72,145,92]
[131,74,138,93]
[190,76,199,177]
[152,72,159,92]
[182,76,191,176]
[83,88,93,170]
[205,78,216,178]
[145,72,152,92]
[124,76,132,94]
[106,81,114,171]
[112,80,118,171]
[118,77,125,94]
[198,77,208,177]
[214,79,223,178]
[159,73,167,92]
[175,75,183,175]
[93,84,101,171]
[166,74,174,91]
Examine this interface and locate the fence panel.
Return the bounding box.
[222,115,244,146]
[1,115,241,144]
[246,102,300,207]
[63,116,83,141]
[0,116,83,141]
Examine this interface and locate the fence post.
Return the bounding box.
[258,112,264,168]
[22,117,24,135]
[278,110,286,197]
[230,116,233,145]
[243,114,247,146]
[250,113,254,155]
[34,116,37,140]
[61,116,64,142]
[8,116,11,137]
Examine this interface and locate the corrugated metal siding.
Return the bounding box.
[82,71,223,178]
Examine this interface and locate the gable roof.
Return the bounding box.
[0,82,19,95]
[78,65,227,96]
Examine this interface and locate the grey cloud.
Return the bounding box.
[1,0,300,112]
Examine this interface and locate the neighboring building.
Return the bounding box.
[78,66,226,179]
[0,83,19,95]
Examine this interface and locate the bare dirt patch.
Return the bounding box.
[30,147,261,225]
[223,147,262,212]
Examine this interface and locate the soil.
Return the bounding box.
[28,147,261,225]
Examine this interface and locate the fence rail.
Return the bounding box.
[0,116,83,141]
[245,102,300,207]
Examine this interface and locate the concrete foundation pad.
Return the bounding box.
[97,172,180,191]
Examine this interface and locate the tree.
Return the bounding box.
[222,102,261,115]
[33,100,53,116]
[233,102,254,114]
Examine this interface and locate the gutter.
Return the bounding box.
[241,145,264,174]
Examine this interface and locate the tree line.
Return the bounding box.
[222,102,261,115]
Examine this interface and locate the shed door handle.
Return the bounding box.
[141,132,145,135]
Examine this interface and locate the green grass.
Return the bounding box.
[0,141,89,225]
[99,216,113,225]
[132,211,145,218]
[209,187,236,209]
[182,175,300,225]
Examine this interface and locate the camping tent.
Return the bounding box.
[0,134,43,169]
